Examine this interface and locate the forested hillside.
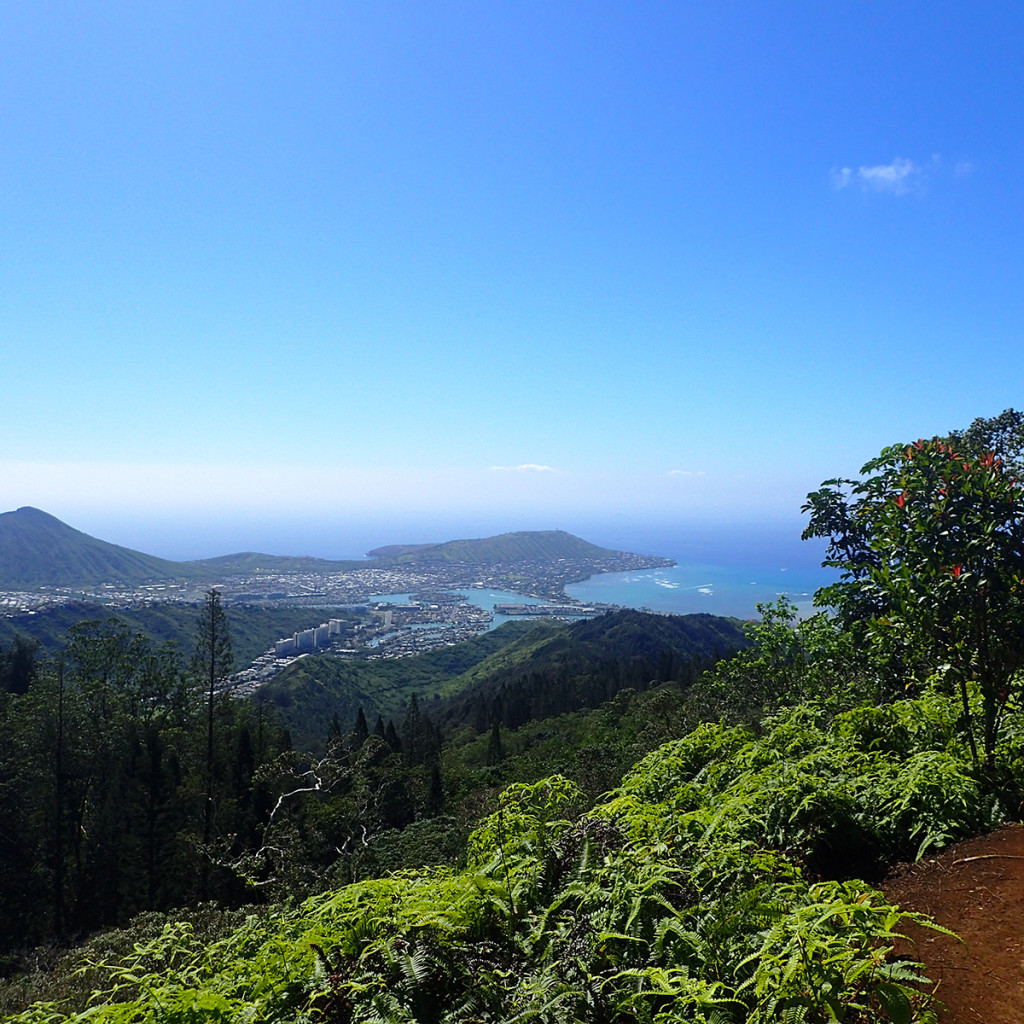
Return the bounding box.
[258,619,551,751]
[0,606,743,969]
[261,611,746,752]
[0,601,363,668]
[4,674,1011,1022]
[432,610,745,733]
[4,414,1024,1024]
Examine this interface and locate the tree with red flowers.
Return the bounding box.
[803,437,1024,769]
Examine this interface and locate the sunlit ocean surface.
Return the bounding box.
[344,522,837,623]
[566,562,835,620]
[367,588,552,629]
[371,566,836,625]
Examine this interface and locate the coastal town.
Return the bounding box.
[207,546,672,605]
[0,543,670,613]
[0,539,661,691]
[200,587,609,696]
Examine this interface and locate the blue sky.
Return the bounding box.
[4,2,1023,559]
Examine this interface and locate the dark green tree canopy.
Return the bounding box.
[0,635,38,694]
[944,407,1024,474]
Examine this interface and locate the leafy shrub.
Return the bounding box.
[10,689,1001,1023]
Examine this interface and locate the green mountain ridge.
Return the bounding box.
[0,509,660,591]
[365,530,637,565]
[0,507,192,588]
[262,609,746,752]
[187,551,359,573]
[433,608,748,730]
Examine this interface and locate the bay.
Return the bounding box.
[371,565,835,625]
[565,561,835,619]
[366,523,838,623]
[367,588,552,630]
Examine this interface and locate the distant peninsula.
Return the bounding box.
[0,508,674,606]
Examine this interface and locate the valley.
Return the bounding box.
[0,509,673,697]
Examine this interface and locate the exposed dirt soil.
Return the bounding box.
[883,823,1024,1024]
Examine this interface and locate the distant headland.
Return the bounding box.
[0,507,674,607]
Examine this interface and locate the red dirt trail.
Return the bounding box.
[883,823,1024,1024]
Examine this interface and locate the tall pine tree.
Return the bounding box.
[193,588,233,896]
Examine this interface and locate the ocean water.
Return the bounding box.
[365,522,838,623]
[565,561,835,620]
[367,588,553,629]
[552,521,837,619]
[371,565,835,625]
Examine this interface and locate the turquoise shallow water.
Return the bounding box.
[371,563,835,624]
[367,588,552,629]
[366,521,838,622]
[566,561,836,619]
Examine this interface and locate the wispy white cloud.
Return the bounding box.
[488,463,557,473]
[954,160,975,179]
[668,469,706,477]
[832,157,920,195]
[832,166,853,189]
